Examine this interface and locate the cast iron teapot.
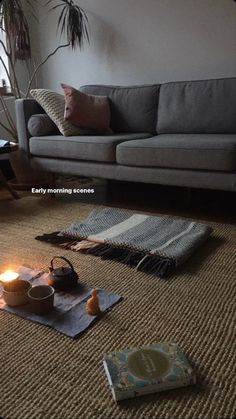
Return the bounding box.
[48,256,79,291]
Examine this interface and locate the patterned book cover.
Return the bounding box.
[103,342,196,401]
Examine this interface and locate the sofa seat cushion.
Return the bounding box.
[29,133,152,163]
[116,134,236,171]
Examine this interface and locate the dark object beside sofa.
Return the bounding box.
[16,77,236,191]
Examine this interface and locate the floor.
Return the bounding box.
[0,178,235,419]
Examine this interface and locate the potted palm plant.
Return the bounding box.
[0,0,89,187]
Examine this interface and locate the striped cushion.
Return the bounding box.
[30,89,90,136]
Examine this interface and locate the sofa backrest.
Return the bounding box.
[80,84,160,134]
[157,78,236,134]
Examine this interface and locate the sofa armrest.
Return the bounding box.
[15,98,45,154]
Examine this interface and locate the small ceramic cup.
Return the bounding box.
[28,285,54,315]
[3,279,31,306]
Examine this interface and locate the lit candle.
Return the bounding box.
[0,270,19,283]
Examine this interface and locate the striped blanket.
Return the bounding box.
[36,207,213,277]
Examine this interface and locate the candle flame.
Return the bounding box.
[0,270,19,283]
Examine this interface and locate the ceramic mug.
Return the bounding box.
[3,279,31,306]
[28,285,54,315]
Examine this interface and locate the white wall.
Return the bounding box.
[34,0,236,92]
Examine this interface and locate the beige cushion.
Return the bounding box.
[30,89,89,136]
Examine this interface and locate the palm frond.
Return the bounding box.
[47,0,89,48]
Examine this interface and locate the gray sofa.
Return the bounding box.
[16,77,236,191]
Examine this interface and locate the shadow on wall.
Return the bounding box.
[86,12,130,81]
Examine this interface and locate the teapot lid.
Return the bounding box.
[50,256,75,277]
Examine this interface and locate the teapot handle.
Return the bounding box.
[50,256,75,272]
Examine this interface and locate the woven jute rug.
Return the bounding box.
[0,195,235,419]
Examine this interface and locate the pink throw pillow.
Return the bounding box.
[61,83,112,133]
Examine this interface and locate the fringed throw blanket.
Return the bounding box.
[36,207,213,278]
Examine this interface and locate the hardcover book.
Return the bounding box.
[103,342,196,401]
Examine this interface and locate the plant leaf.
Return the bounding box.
[48,0,89,48]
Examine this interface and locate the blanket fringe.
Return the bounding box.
[35,232,79,249]
[35,232,175,278]
[87,244,175,277]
